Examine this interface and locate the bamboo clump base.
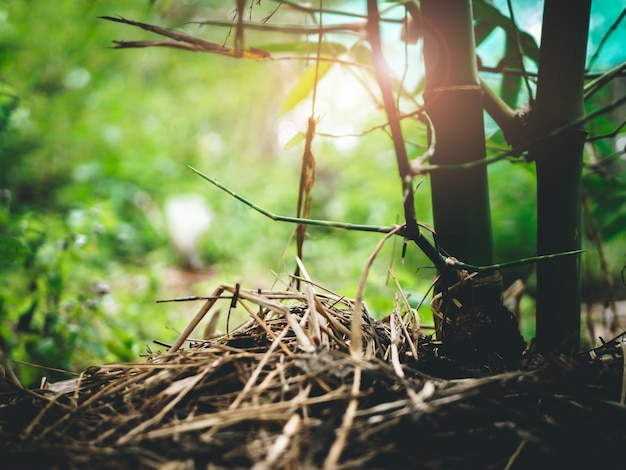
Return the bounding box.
[1,283,625,469]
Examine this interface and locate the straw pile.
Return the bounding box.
[1,282,625,469]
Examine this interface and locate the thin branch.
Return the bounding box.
[505,0,534,104]
[449,249,588,273]
[584,61,626,100]
[188,166,583,275]
[413,94,626,173]
[586,8,626,72]
[294,1,324,273]
[234,0,244,57]
[365,0,444,271]
[187,165,400,234]
[101,15,270,58]
[271,55,373,70]
[479,77,518,144]
[583,148,626,175]
[317,105,429,140]
[192,18,364,35]
[479,64,626,80]
[587,118,626,142]
[271,0,404,24]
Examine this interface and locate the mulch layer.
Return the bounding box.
[1,283,625,469]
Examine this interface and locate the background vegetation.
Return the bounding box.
[1,0,625,385]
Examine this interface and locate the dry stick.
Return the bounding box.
[323,369,361,470]
[317,321,350,351]
[504,438,528,470]
[295,117,316,272]
[324,226,402,469]
[145,384,342,441]
[116,367,212,445]
[147,402,290,440]
[251,413,303,470]
[289,273,349,301]
[101,15,271,59]
[250,366,282,405]
[37,368,152,440]
[169,285,226,353]
[234,0,245,57]
[312,297,339,348]
[294,0,324,285]
[296,257,324,343]
[388,268,420,360]
[389,313,405,378]
[236,299,294,357]
[228,286,315,352]
[313,299,353,339]
[228,322,293,410]
[388,267,419,326]
[201,372,310,445]
[21,392,72,438]
[352,226,403,358]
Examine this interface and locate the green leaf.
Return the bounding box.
[281,60,334,113]
[0,235,29,264]
[475,20,497,46]
[500,33,523,107]
[283,131,306,150]
[0,84,19,132]
[348,42,373,67]
[473,0,539,63]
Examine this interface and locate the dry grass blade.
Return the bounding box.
[101,16,270,59]
[2,275,626,469]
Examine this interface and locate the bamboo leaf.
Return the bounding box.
[474,20,496,46]
[500,33,523,106]
[281,60,334,113]
[472,0,539,63]
[283,131,305,150]
[348,42,373,67]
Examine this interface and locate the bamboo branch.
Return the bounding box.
[100,16,271,59]
[365,0,444,271]
[586,9,626,72]
[413,94,626,173]
[479,77,519,145]
[449,249,588,273]
[505,0,535,104]
[187,165,401,234]
[584,61,626,100]
[269,0,405,24]
[192,19,364,35]
[188,165,581,274]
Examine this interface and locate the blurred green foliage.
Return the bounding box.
[0,1,624,384]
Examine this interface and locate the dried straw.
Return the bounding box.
[1,283,625,469]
